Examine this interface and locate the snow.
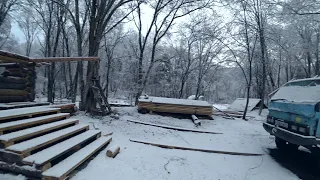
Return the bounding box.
[229,98,262,112]
[139,96,212,107]
[7,124,88,152]
[0,113,70,130]
[0,119,78,142]
[107,145,120,154]
[0,173,26,180]
[0,107,60,120]
[212,104,230,110]
[23,130,101,165]
[271,85,320,103]
[127,119,221,134]
[63,107,299,180]
[42,137,112,178]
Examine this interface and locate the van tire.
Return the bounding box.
[275,137,299,151]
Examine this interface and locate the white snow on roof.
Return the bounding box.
[228,98,262,112]
[139,96,211,107]
[271,85,320,103]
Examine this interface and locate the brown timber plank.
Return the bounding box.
[42,137,112,180]
[6,124,89,157]
[0,107,61,121]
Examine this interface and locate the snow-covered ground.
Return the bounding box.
[1,106,300,180]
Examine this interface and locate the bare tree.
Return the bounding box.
[17,7,38,56]
[133,0,212,104]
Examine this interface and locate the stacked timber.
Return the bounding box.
[138,96,213,116]
[0,63,36,103]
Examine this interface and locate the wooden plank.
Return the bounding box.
[23,130,101,170]
[31,57,99,63]
[0,82,27,90]
[0,107,60,121]
[0,102,50,110]
[0,89,29,96]
[0,76,27,84]
[130,139,264,156]
[0,113,69,134]
[0,96,28,103]
[0,50,30,61]
[127,120,222,134]
[42,137,112,180]
[6,124,89,157]
[0,119,78,148]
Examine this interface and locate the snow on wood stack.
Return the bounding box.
[138,96,212,116]
[0,105,112,179]
[228,98,267,112]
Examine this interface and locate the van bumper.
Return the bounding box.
[263,122,319,146]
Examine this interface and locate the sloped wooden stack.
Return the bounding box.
[0,106,111,180]
[138,96,213,116]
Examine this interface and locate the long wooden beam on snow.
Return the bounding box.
[127,119,222,134]
[130,139,264,156]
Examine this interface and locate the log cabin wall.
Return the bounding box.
[0,63,36,103]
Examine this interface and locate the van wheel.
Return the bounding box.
[275,137,299,151]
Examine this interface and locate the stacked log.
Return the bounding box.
[0,63,36,103]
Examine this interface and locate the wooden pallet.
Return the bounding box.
[0,102,50,110]
[6,124,89,157]
[0,119,78,148]
[138,96,213,116]
[0,107,60,121]
[23,130,101,171]
[0,105,112,179]
[42,137,112,180]
[0,113,70,135]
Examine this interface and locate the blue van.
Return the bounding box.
[263,78,320,153]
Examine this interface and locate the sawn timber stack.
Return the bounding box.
[0,106,112,179]
[138,96,213,116]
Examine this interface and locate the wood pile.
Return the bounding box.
[138,96,213,116]
[0,63,36,103]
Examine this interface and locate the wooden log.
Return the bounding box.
[0,96,27,103]
[106,145,120,158]
[129,139,264,156]
[191,115,201,126]
[0,82,27,90]
[2,71,32,78]
[103,132,113,137]
[0,89,29,96]
[127,120,222,134]
[0,76,27,84]
[31,57,99,63]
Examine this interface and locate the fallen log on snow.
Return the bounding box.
[130,139,263,156]
[191,115,201,126]
[106,145,120,158]
[127,119,222,134]
[103,132,113,137]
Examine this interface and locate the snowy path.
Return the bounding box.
[71,107,298,180]
[0,107,302,180]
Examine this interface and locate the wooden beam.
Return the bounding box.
[31,57,99,63]
[130,139,264,156]
[127,120,222,134]
[0,51,30,63]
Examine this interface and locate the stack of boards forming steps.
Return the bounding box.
[0,106,112,180]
